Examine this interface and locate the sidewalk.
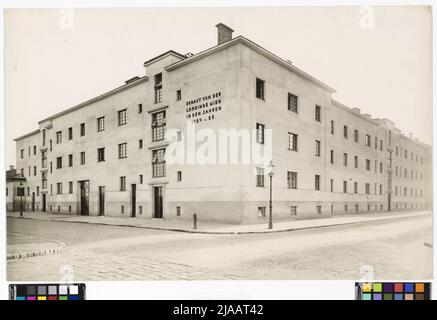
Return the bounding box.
[7,210,431,235]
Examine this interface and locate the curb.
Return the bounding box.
[8,212,430,235]
[7,246,63,261]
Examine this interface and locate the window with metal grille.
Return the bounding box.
[120,176,126,191]
[97,116,105,131]
[152,111,166,142]
[315,105,321,122]
[152,148,166,178]
[288,93,298,112]
[98,148,105,162]
[118,109,127,126]
[154,73,163,103]
[256,78,265,100]
[343,153,348,166]
[256,123,265,144]
[288,132,297,151]
[118,143,127,159]
[287,171,297,189]
[256,167,265,187]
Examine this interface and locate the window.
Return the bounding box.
[380,184,383,195]
[176,90,182,101]
[121,206,125,214]
[288,132,298,151]
[139,139,143,149]
[396,146,399,156]
[343,125,348,139]
[366,159,370,171]
[42,129,46,146]
[80,151,85,165]
[365,183,370,194]
[97,116,105,132]
[177,171,182,181]
[120,176,126,191]
[256,123,265,144]
[68,154,73,167]
[56,131,62,143]
[36,186,39,196]
[343,181,348,193]
[20,149,24,159]
[139,174,143,184]
[80,123,86,136]
[316,206,322,214]
[380,139,383,151]
[258,206,266,217]
[152,111,166,141]
[42,151,47,168]
[118,143,127,159]
[354,129,359,142]
[404,150,407,159]
[287,171,297,189]
[50,162,52,173]
[33,145,37,155]
[330,150,334,164]
[50,184,52,196]
[176,206,181,216]
[375,137,378,149]
[28,146,30,156]
[152,148,166,178]
[138,104,143,113]
[365,134,371,146]
[343,153,348,166]
[256,78,265,100]
[290,206,297,216]
[315,140,321,157]
[288,93,298,112]
[330,120,335,134]
[56,156,62,169]
[315,105,321,122]
[330,179,334,192]
[33,166,37,176]
[355,205,359,213]
[380,162,383,173]
[154,73,163,103]
[69,182,73,194]
[354,155,358,169]
[118,109,127,126]
[68,127,73,140]
[256,167,265,187]
[315,175,320,191]
[354,182,358,194]
[98,148,105,162]
[57,182,63,194]
[50,139,52,151]
[177,131,182,141]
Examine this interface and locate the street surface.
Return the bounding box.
[7,214,432,280]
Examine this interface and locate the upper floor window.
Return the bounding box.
[288,132,298,151]
[20,149,24,159]
[315,175,320,191]
[80,151,86,165]
[365,134,371,147]
[256,78,265,100]
[354,129,359,143]
[152,148,166,178]
[56,131,62,144]
[56,156,62,169]
[118,109,127,126]
[256,167,265,187]
[315,140,321,157]
[98,147,105,162]
[287,171,297,189]
[256,123,265,144]
[288,93,298,113]
[68,154,73,167]
[154,73,163,103]
[80,123,85,136]
[68,127,73,140]
[330,120,335,134]
[138,104,143,113]
[152,110,166,142]
[176,90,182,101]
[118,143,127,159]
[343,125,348,139]
[97,116,105,132]
[42,129,46,146]
[343,153,348,166]
[315,105,321,122]
[33,145,37,155]
[120,176,126,191]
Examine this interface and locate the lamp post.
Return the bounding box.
[267,160,274,229]
[19,180,23,217]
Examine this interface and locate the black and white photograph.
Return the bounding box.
[3,6,433,284]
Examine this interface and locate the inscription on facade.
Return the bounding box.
[185,92,222,123]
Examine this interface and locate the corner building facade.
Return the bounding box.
[13,24,432,223]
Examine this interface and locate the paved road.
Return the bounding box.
[7,214,432,281]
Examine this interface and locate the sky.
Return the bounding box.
[3,6,432,169]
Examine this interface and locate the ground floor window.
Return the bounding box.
[316,206,322,214]
[290,206,297,215]
[258,206,266,217]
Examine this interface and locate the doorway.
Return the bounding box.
[131,184,136,217]
[153,186,163,219]
[31,192,35,211]
[98,186,105,216]
[42,194,46,212]
[79,180,89,216]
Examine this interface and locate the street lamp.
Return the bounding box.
[19,180,24,217]
[267,160,274,229]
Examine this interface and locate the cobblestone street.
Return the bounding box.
[7,213,432,281]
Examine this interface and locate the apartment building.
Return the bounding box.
[10,24,432,223]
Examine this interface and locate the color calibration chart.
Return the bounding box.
[355,282,430,300]
[9,284,86,300]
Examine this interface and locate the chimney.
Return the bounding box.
[216,23,234,45]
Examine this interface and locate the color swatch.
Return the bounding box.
[9,284,86,301]
[356,282,430,300]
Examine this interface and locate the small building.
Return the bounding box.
[6,165,26,212]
